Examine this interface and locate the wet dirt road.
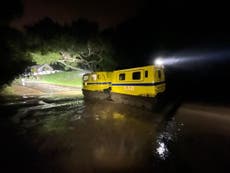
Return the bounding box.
[0,94,230,173]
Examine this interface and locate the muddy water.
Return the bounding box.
[0,96,230,173]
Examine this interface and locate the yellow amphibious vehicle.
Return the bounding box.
[82,65,166,109]
[82,72,113,99]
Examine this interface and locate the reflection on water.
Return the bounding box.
[154,118,183,160]
[156,141,168,160]
[1,96,230,173]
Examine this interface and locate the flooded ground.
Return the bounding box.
[0,93,230,173]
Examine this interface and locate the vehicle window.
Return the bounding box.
[157,70,161,79]
[132,71,141,80]
[83,75,89,81]
[145,71,148,78]
[119,73,125,80]
[91,74,97,81]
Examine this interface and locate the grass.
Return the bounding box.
[0,85,14,96]
[38,71,83,87]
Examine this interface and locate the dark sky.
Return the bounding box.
[11,0,141,30]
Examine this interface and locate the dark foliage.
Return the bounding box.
[0,0,33,88]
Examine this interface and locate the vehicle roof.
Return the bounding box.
[114,65,161,72]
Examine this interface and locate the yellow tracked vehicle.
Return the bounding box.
[82,65,166,109]
[82,72,113,100]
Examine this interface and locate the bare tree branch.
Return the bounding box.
[57,60,85,71]
[57,39,107,71]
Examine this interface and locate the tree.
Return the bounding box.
[58,37,116,71]
[0,0,33,88]
[25,18,117,72]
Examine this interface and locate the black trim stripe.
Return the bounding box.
[112,81,165,86]
[87,82,111,85]
[85,81,166,86]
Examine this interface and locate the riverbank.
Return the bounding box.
[1,82,82,96]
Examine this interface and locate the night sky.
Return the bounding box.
[11,0,142,30]
[10,0,230,31]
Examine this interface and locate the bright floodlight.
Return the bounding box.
[154,58,164,66]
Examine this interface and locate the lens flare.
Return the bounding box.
[154,49,230,67]
[154,58,164,66]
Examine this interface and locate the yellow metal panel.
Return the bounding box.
[111,65,165,98]
[83,72,112,92]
